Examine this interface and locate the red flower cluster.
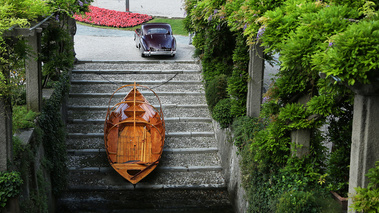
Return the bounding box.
[74,6,153,28]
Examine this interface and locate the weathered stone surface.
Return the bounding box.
[59,60,233,212]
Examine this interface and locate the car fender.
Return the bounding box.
[171,38,177,50]
[140,37,148,50]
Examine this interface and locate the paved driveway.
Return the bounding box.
[74,24,196,61]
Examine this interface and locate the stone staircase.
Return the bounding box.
[57,60,234,212]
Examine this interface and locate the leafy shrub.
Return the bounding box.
[205,74,228,113]
[212,98,233,128]
[351,161,379,212]
[12,105,39,133]
[231,116,262,150]
[0,171,23,208]
[276,190,340,213]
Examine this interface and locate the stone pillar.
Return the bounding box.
[290,94,311,158]
[246,44,264,118]
[291,129,311,158]
[0,95,12,171]
[348,92,379,212]
[25,29,42,112]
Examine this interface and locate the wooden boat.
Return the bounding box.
[104,83,165,184]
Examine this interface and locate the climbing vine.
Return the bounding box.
[186,0,379,211]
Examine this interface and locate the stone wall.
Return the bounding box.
[213,121,248,213]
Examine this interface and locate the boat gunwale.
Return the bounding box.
[103,83,166,184]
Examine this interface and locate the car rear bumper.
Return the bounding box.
[143,50,176,56]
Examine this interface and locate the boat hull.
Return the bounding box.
[104,83,165,184]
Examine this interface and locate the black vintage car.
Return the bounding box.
[134,23,176,57]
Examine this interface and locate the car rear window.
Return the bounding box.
[143,26,172,35]
[146,28,169,35]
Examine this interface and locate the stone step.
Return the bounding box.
[57,188,233,213]
[70,74,202,82]
[68,132,215,138]
[69,91,205,97]
[68,117,211,124]
[67,168,224,188]
[67,104,211,119]
[67,150,221,168]
[67,94,207,106]
[73,60,201,71]
[72,69,201,74]
[66,136,218,150]
[59,60,234,213]
[68,147,218,155]
[70,83,204,93]
[66,120,213,134]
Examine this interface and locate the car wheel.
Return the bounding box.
[171,54,175,57]
[141,53,145,57]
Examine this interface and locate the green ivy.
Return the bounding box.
[212,98,233,129]
[351,161,379,212]
[205,74,228,113]
[231,116,262,150]
[38,71,70,195]
[0,171,23,208]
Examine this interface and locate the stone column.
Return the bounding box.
[291,129,311,158]
[348,89,379,212]
[290,94,311,158]
[247,44,264,118]
[25,29,42,112]
[0,93,12,171]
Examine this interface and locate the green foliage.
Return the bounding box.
[313,19,379,86]
[38,71,70,195]
[12,105,39,133]
[231,116,263,150]
[205,74,228,113]
[0,0,92,97]
[0,171,23,208]
[1,0,50,20]
[275,190,340,213]
[40,19,75,85]
[212,98,233,129]
[20,169,49,213]
[12,136,25,159]
[325,102,353,197]
[47,0,92,16]
[227,33,249,118]
[187,0,379,211]
[351,161,379,212]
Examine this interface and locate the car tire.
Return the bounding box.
[141,53,145,57]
